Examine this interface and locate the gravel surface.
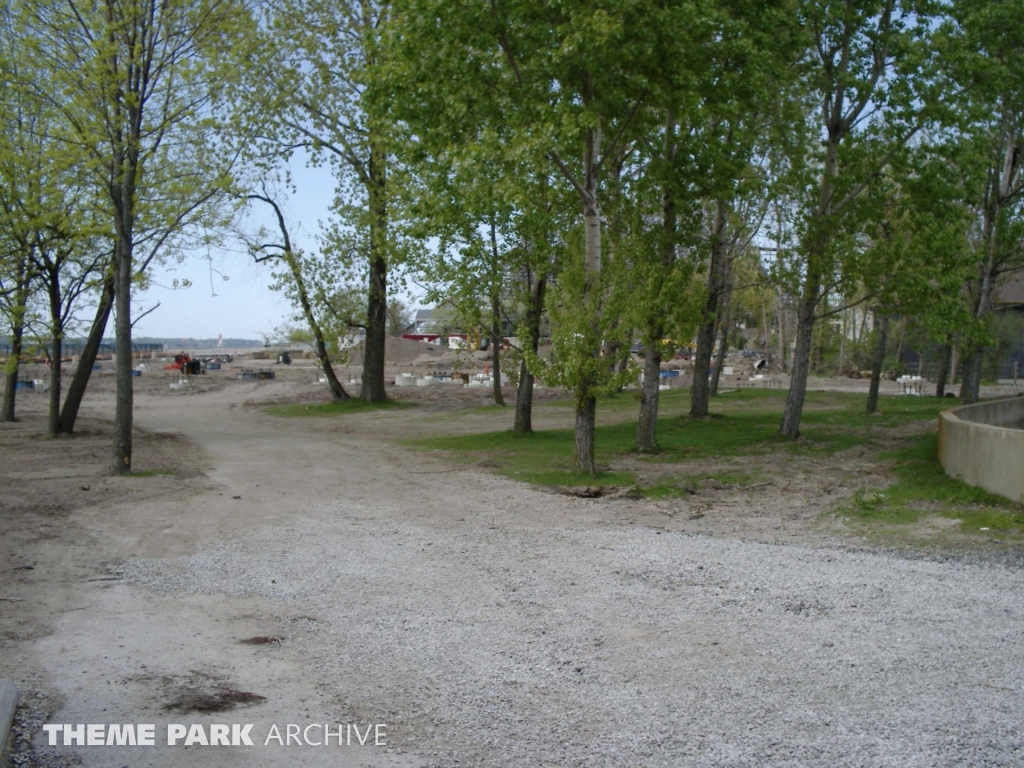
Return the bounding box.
[117,493,1024,767]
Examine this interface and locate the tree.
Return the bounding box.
[234,0,396,403]
[386,298,412,337]
[389,0,673,473]
[242,190,351,401]
[23,0,248,472]
[684,0,799,419]
[855,147,975,413]
[776,0,941,439]
[0,246,34,423]
[0,12,108,431]
[940,0,1024,403]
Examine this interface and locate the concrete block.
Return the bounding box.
[0,678,18,768]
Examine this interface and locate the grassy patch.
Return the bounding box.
[265,399,413,417]
[411,428,636,487]
[837,433,1024,536]
[408,389,947,490]
[128,469,175,477]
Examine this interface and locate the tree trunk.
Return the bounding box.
[113,236,133,475]
[487,230,503,405]
[779,289,817,439]
[634,112,675,450]
[46,271,63,436]
[514,359,534,432]
[637,110,676,450]
[251,194,349,402]
[571,123,602,476]
[710,308,730,398]
[837,309,847,376]
[780,129,841,439]
[690,198,728,418]
[490,329,504,405]
[959,347,984,405]
[49,335,62,436]
[59,275,114,433]
[635,350,661,452]
[1,342,20,423]
[690,319,715,418]
[777,300,787,373]
[513,275,545,434]
[317,337,349,402]
[934,339,952,397]
[1,258,29,423]
[866,312,889,414]
[613,342,630,392]
[574,395,597,473]
[289,261,347,401]
[960,126,1019,404]
[894,325,905,377]
[360,139,388,402]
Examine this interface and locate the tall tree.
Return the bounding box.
[940,0,1024,403]
[0,12,107,431]
[235,0,396,403]
[777,0,941,438]
[24,0,247,472]
[391,0,709,473]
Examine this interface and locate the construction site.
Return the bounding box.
[2,332,1024,768]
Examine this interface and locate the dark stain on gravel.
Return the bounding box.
[238,635,283,646]
[163,685,266,714]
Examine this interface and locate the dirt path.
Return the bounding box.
[2,375,1024,767]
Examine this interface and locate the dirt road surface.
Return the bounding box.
[2,369,1023,767]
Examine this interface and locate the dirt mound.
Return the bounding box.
[347,336,458,367]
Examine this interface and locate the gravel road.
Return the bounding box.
[118,487,1024,767]
[5,374,1024,767]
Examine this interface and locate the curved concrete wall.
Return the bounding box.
[937,396,1024,504]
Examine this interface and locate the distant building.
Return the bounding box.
[403,308,441,336]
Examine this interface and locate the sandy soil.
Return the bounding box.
[2,364,1023,767]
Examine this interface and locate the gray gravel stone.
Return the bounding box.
[117,499,1024,767]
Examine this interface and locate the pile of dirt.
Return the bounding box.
[346,336,459,367]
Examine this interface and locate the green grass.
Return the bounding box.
[405,386,1023,542]
[410,427,634,486]
[265,399,413,417]
[407,389,951,490]
[837,433,1024,536]
[127,469,175,477]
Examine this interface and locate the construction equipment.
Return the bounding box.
[164,352,203,375]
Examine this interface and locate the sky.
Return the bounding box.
[131,160,361,341]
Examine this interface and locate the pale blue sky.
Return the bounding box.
[132,158,325,340]
[131,159,392,341]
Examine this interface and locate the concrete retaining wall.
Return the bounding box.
[937,396,1024,504]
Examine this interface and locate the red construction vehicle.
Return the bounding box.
[164,352,202,374]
